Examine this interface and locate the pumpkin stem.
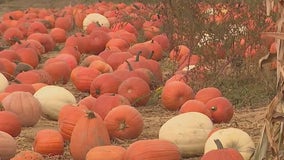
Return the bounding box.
[214,139,224,149]
[125,60,134,71]
[86,110,96,119]
[95,88,100,96]
[135,51,142,62]
[118,120,127,130]
[211,106,217,111]
[1,71,21,84]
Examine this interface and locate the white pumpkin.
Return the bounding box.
[159,112,214,157]
[0,73,8,93]
[204,127,255,160]
[34,85,77,121]
[83,13,110,30]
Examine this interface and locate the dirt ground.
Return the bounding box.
[0,0,269,159]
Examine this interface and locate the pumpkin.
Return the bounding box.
[179,99,212,119]
[91,93,130,119]
[195,87,222,104]
[49,27,67,43]
[169,45,191,61]
[10,150,44,160]
[43,58,71,84]
[201,139,244,160]
[90,73,122,98]
[0,72,9,92]
[3,27,24,45]
[10,39,45,55]
[54,54,78,70]
[161,81,194,110]
[105,51,133,70]
[105,38,130,51]
[104,105,143,139]
[15,47,40,68]
[2,91,42,127]
[151,34,170,51]
[27,33,55,53]
[206,96,234,123]
[159,112,214,157]
[27,21,48,36]
[0,111,21,137]
[54,15,74,31]
[33,85,77,121]
[70,111,111,160]
[0,131,17,160]
[58,104,86,141]
[78,95,97,111]
[118,77,151,107]
[89,60,113,73]
[124,139,181,160]
[83,13,110,30]
[33,129,64,156]
[59,46,81,62]
[86,145,126,160]
[204,127,255,160]
[0,58,17,76]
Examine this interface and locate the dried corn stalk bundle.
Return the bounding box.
[255,1,284,160]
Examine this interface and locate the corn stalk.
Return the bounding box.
[255,1,284,159]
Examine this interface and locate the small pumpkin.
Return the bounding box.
[124,139,181,160]
[86,145,126,160]
[104,105,143,139]
[161,81,194,110]
[195,87,222,104]
[118,77,151,107]
[33,129,65,156]
[206,96,234,123]
[179,99,212,119]
[159,112,213,157]
[0,131,17,160]
[204,127,255,160]
[70,111,111,160]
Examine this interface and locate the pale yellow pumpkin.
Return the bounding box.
[159,112,213,157]
[33,85,77,121]
[83,13,110,30]
[0,73,8,93]
[204,127,255,160]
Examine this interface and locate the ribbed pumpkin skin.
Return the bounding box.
[33,129,64,156]
[86,145,126,160]
[124,139,181,160]
[104,105,144,139]
[70,111,111,160]
[0,111,21,137]
[195,87,222,104]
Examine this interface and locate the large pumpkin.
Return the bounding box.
[33,85,77,121]
[159,112,214,157]
[0,131,17,160]
[104,105,144,139]
[2,91,42,127]
[123,139,181,160]
[0,72,9,92]
[204,127,255,160]
[70,111,111,160]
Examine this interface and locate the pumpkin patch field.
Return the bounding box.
[0,0,277,159]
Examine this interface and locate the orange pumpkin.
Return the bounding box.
[91,93,130,119]
[169,45,191,61]
[3,27,24,45]
[179,99,212,119]
[54,15,73,31]
[90,73,122,98]
[124,139,181,160]
[49,27,67,43]
[0,131,17,160]
[58,104,86,141]
[10,39,45,55]
[151,34,170,51]
[59,46,81,62]
[78,95,97,111]
[70,66,101,92]
[206,97,234,123]
[27,33,55,53]
[15,47,40,68]
[118,77,151,107]
[70,111,111,160]
[161,81,194,110]
[195,87,222,104]
[5,83,36,94]
[0,111,21,137]
[43,58,71,84]
[27,21,48,36]
[86,145,126,160]
[104,105,144,139]
[33,129,64,156]
[106,51,133,70]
